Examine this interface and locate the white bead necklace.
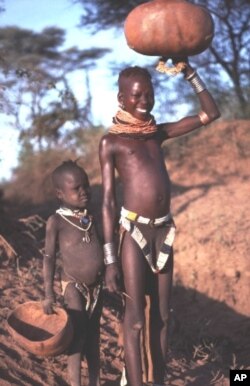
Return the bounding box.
[56,207,92,243]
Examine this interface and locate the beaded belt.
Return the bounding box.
[121,207,172,227]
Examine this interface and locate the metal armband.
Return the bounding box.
[103,242,117,265]
[198,111,210,125]
[185,70,206,94]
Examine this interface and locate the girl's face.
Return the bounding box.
[56,169,90,210]
[118,75,155,121]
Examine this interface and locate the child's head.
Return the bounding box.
[118,66,154,121]
[52,160,90,209]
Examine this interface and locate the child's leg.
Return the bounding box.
[149,250,173,383]
[64,283,88,386]
[85,294,103,386]
[121,232,147,386]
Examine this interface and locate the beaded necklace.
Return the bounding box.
[109,109,157,138]
[56,207,93,243]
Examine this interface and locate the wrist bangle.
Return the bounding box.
[187,72,206,94]
[198,111,210,125]
[185,70,196,81]
[103,242,117,265]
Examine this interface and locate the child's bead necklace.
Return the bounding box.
[56,207,93,243]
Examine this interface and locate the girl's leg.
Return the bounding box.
[150,250,173,383]
[85,293,103,386]
[121,232,147,386]
[64,283,88,386]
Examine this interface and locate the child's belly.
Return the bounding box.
[61,244,104,286]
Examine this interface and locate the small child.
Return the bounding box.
[43,160,104,386]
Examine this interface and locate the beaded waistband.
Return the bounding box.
[121,207,172,227]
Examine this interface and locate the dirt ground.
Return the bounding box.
[0,119,249,385]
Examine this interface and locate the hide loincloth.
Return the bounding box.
[119,207,176,273]
[61,277,102,317]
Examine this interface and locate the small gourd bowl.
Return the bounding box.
[7,301,73,357]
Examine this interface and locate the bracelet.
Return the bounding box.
[198,111,210,125]
[103,242,117,265]
[185,70,196,81]
[186,72,206,94]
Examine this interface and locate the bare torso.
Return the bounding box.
[109,133,171,217]
[53,215,104,285]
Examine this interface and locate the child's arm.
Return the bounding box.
[43,215,58,314]
[158,58,220,139]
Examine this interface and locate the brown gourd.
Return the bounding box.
[124,0,214,59]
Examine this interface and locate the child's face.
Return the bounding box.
[56,168,90,210]
[119,75,154,121]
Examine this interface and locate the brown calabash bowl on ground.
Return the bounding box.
[7,301,73,357]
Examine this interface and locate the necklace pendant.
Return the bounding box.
[82,231,91,243]
[80,215,89,226]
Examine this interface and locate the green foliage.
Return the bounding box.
[0,26,110,148]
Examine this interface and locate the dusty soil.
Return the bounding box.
[0,119,249,385]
